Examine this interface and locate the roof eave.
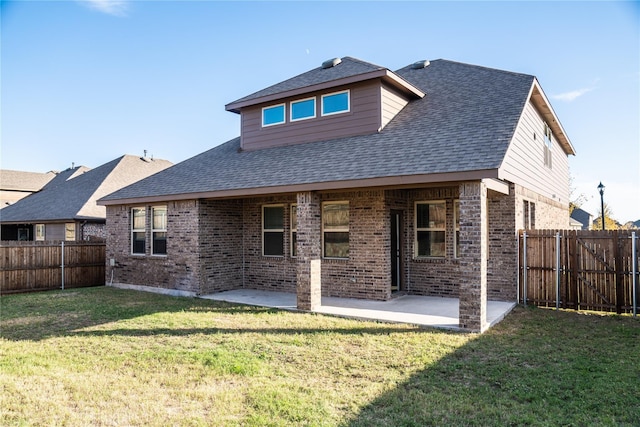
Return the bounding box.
[98,169,499,206]
[530,80,576,156]
[225,69,424,113]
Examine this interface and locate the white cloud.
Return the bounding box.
[78,0,129,17]
[552,87,594,102]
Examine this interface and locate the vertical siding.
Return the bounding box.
[46,224,65,240]
[380,84,409,130]
[240,81,382,151]
[500,101,570,205]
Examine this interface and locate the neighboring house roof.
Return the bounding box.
[570,208,593,230]
[569,217,584,229]
[0,170,56,192]
[100,59,574,205]
[0,155,172,223]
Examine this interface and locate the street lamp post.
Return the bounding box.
[597,182,605,231]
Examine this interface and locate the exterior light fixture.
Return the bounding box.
[597,182,605,231]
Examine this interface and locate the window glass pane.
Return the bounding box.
[65,223,75,241]
[324,232,349,258]
[152,232,167,255]
[263,105,285,126]
[416,203,445,229]
[36,224,45,241]
[291,99,315,120]
[133,232,145,254]
[264,206,284,229]
[323,203,349,229]
[133,208,145,230]
[417,231,445,257]
[322,92,349,115]
[264,232,284,256]
[153,207,167,230]
[291,205,297,231]
[291,232,297,257]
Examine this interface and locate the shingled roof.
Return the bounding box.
[100,59,572,204]
[1,155,171,223]
[0,170,56,192]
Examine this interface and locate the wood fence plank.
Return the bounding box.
[0,241,105,294]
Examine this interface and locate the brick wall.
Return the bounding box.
[487,185,517,301]
[105,201,201,294]
[405,187,461,297]
[104,180,567,304]
[458,181,488,332]
[515,184,569,230]
[320,190,390,300]
[199,199,243,294]
[81,223,106,241]
[242,195,298,293]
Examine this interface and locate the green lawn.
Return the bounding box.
[1,287,639,426]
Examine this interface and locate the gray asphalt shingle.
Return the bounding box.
[1,155,171,222]
[102,59,535,202]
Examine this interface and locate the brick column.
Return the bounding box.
[296,191,322,310]
[458,182,488,332]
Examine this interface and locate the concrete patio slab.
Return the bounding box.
[201,289,516,331]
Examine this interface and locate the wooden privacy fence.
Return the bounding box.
[0,241,105,294]
[518,230,639,314]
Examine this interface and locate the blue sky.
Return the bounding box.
[1,1,639,222]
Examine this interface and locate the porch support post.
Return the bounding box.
[458,181,488,332]
[296,191,322,311]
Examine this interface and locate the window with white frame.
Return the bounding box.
[35,224,45,241]
[544,123,553,169]
[415,201,446,257]
[263,205,284,256]
[321,90,349,116]
[454,200,460,258]
[290,98,316,122]
[291,204,297,257]
[65,223,76,241]
[152,206,167,255]
[323,202,349,258]
[131,207,146,254]
[262,104,285,127]
[523,200,536,229]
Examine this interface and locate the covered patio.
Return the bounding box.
[201,289,516,331]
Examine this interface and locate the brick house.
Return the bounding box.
[1,155,171,241]
[99,57,575,332]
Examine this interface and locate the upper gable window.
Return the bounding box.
[291,98,316,122]
[321,90,350,116]
[262,104,285,127]
[543,123,553,169]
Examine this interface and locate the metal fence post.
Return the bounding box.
[61,241,65,290]
[523,231,527,307]
[633,232,637,317]
[556,232,561,310]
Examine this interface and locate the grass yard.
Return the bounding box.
[1,287,639,426]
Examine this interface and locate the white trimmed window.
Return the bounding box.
[415,201,446,258]
[524,200,536,229]
[131,207,146,254]
[152,206,167,255]
[263,205,284,256]
[35,224,45,241]
[323,202,349,258]
[454,200,460,258]
[290,98,316,122]
[544,123,553,169]
[321,90,350,116]
[262,104,285,127]
[291,204,297,257]
[65,223,76,241]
